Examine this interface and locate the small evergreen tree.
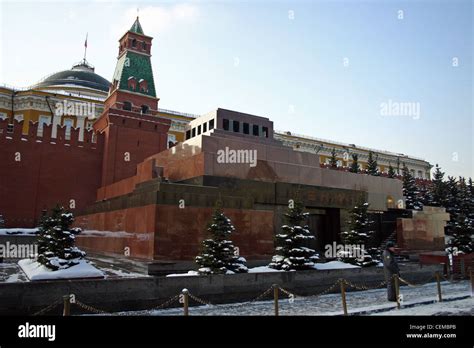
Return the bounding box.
[350,154,359,173]
[37,206,85,270]
[444,176,460,235]
[0,214,4,228]
[457,177,472,218]
[387,163,396,178]
[195,208,248,274]
[269,200,319,270]
[468,178,474,196]
[402,165,422,210]
[329,148,338,169]
[428,164,447,207]
[339,202,378,267]
[446,214,473,254]
[367,151,378,176]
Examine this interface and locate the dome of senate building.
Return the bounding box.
[34,59,110,92]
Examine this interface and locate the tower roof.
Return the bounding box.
[130,17,144,35]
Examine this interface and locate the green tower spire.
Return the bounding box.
[111,18,156,98]
[130,17,144,35]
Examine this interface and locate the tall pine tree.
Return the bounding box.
[367,151,379,176]
[444,176,460,235]
[350,154,359,173]
[195,208,248,274]
[269,200,318,270]
[37,206,85,270]
[428,164,447,207]
[329,148,338,169]
[402,165,422,210]
[387,163,396,178]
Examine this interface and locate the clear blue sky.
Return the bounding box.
[0,0,472,178]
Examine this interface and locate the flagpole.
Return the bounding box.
[83,33,88,61]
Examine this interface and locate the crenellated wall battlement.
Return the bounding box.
[0,118,104,150]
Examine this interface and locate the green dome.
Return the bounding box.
[35,60,110,92]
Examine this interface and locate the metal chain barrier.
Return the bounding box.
[149,294,181,311]
[248,286,274,303]
[311,279,343,298]
[278,286,298,298]
[32,299,63,316]
[188,292,213,306]
[398,274,435,287]
[74,300,110,315]
[344,279,387,291]
[33,270,462,316]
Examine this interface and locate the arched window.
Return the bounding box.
[141,105,149,114]
[123,101,132,111]
[142,42,147,50]
[131,39,137,48]
[139,79,148,93]
[127,76,137,90]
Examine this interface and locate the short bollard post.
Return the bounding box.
[460,259,465,278]
[182,288,189,316]
[394,275,400,310]
[273,284,279,316]
[340,279,348,316]
[62,295,70,316]
[435,272,443,302]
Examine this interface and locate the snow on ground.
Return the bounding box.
[0,228,38,236]
[165,262,359,276]
[19,259,104,281]
[374,297,473,316]
[166,271,200,277]
[313,261,360,270]
[99,267,149,278]
[118,280,471,316]
[248,266,282,273]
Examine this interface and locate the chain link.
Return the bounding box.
[311,279,342,298]
[150,294,181,311]
[74,300,110,315]
[344,279,387,291]
[32,299,63,316]
[249,286,274,303]
[188,292,213,306]
[398,274,434,287]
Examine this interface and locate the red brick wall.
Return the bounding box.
[0,119,104,227]
[95,109,170,186]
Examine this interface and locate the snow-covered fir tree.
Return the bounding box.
[468,178,474,197]
[269,200,318,270]
[387,163,396,178]
[402,165,422,210]
[339,202,378,267]
[457,177,473,218]
[350,154,359,173]
[37,206,85,270]
[367,151,378,176]
[446,213,473,254]
[418,180,434,207]
[444,176,460,235]
[195,208,248,274]
[0,214,4,228]
[428,164,447,207]
[329,148,338,169]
